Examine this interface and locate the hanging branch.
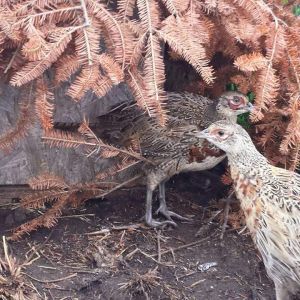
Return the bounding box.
[42,121,154,164]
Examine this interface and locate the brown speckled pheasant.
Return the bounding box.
[197,120,300,300]
[95,92,252,228]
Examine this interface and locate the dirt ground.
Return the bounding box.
[0,172,275,300]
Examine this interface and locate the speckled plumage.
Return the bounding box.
[197,120,300,300]
[94,92,251,227]
[97,91,250,171]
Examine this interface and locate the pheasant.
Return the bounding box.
[196,120,300,300]
[95,91,253,228]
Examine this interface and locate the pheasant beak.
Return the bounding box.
[195,129,209,139]
[245,102,254,112]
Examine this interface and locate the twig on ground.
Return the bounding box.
[58,213,95,219]
[176,269,198,280]
[94,175,142,198]
[24,229,54,264]
[85,223,145,235]
[152,235,214,258]
[125,247,174,267]
[23,272,77,284]
[157,230,161,263]
[170,248,176,262]
[190,278,206,288]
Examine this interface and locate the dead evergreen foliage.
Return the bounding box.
[119,267,161,299]
[0,0,299,236]
[0,237,39,300]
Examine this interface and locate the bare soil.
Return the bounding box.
[0,172,275,300]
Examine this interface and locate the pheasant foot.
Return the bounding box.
[155,205,192,222]
[145,215,177,228]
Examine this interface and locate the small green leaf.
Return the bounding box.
[237,113,251,129]
[281,0,289,5]
[238,91,255,129]
[293,5,300,16]
[246,91,255,102]
[226,83,238,91]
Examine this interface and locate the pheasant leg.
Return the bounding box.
[275,282,291,300]
[220,190,235,239]
[145,186,177,228]
[155,182,191,221]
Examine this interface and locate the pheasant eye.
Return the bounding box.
[217,130,225,136]
[232,97,241,103]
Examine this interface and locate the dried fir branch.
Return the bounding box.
[21,23,48,62]
[119,21,140,65]
[265,24,287,64]
[91,75,112,98]
[230,74,256,94]
[54,53,82,84]
[13,173,135,239]
[286,31,300,91]
[159,14,215,85]
[137,0,161,32]
[10,26,75,86]
[75,16,101,65]
[87,0,126,69]
[35,77,54,131]
[288,144,300,171]
[28,172,69,191]
[77,117,99,142]
[118,0,137,21]
[96,159,140,180]
[127,69,151,115]
[98,53,124,84]
[279,94,300,155]
[143,33,167,125]
[42,129,87,149]
[66,64,101,100]
[251,68,280,122]
[160,0,181,16]
[234,0,268,23]
[20,189,69,209]
[0,89,35,152]
[0,8,22,42]
[14,4,81,28]
[13,194,70,239]
[234,52,268,72]
[135,0,167,124]
[78,119,153,162]
[43,121,153,164]
[128,31,148,71]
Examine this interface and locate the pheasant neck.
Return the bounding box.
[227,147,269,175]
[215,103,238,123]
[218,114,237,124]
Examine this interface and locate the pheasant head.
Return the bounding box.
[196,120,255,155]
[216,91,253,119]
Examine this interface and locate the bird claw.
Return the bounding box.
[145,217,177,228]
[155,207,192,222]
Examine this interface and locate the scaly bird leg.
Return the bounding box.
[155,181,191,222]
[145,185,176,228]
[275,282,291,300]
[220,189,235,239]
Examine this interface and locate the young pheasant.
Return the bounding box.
[196,120,300,300]
[96,92,252,228]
